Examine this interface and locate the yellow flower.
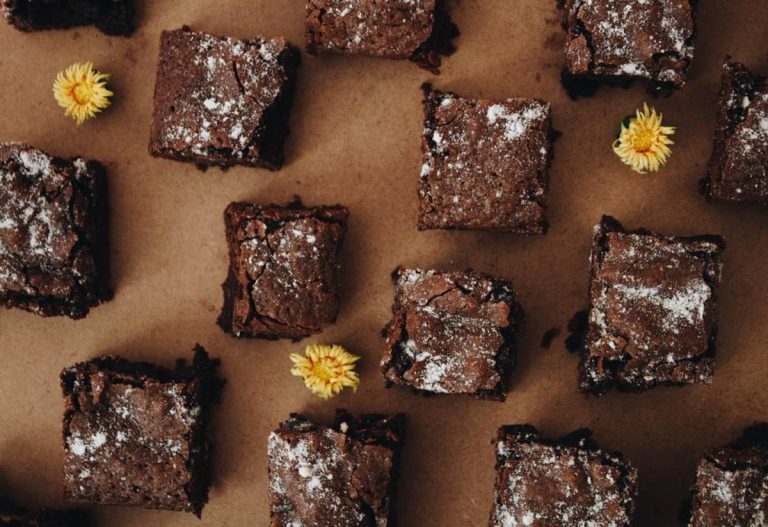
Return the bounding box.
[53,62,113,125]
[612,103,675,174]
[290,344,361,400]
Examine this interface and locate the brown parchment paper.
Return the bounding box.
[1,1,767,525]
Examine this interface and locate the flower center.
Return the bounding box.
[311,359,338,383]
[71,82,94,105]
[631,128,655,153]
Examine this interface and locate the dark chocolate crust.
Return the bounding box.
[1,0,134,35]
[217,201,348,340]
[381,267,523,401]
[701,59,768,205]
[687,424,768,526]
[305,0,458,73]
[306,0,459,74]
[60,346,221,516]
[268,410,404,527]
[490,425,638,526]
[580,216,725,395]
[558,0,696,98]
[149,27,300,170]
[419,84,553,234]
[0,142,112,319]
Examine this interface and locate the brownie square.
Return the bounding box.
[581,216,725,394]
[418,85,552,233]
[2,0,134,36]
[0,142,111,319]
[688,424,768,526]
[268,410,404,527]
[149,27,300,170]
[60,346,221,516]
[381,267,522,400]
[305,0,458,73]
[558,0,695,97]
[490,425,638,526]
[217,201,348,340]
[701,59,768,205]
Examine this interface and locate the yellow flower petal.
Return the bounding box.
[612,103,675,174]
[53,62,113,125]
[290,344,361,400]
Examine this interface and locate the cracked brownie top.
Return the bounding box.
[149,27,299,170]
[0,142,111,319]
[218,201,348,341]
[560,0,695,92]
[581,216,725,394]
[418,85,553,233]
[381,267,522,400]
[268,410,404,527]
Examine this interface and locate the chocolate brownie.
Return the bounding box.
[418,85,553,233]
[0,142,111,319]
[381,267,523,401]
[1,0,134,36]
[149,27,300,170]
[218,201,348,340]
[0,502,87,526]
[60,345,221,516]
[701,59,768,205]
[558,0,696,97]
[490,425,638,526]
[268,410,404,527]
[305,0,458,73]
[688,424,768,526]
[580,216,725,394]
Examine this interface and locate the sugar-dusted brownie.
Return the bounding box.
[1,0,134,35]
[701,59,768,205]
[558,0,696,97]
[581,216,725,394]
[688,424,768,526]
[305,0,458,73]
[0,501,87,526]
[381,267,523,400]
[0,142,111,319]
[149,27,300,170]
[418,85,553,233]
[490,425,638,526]
[60,345,221,516]
[268,410,404,527]
[218,201,348,340]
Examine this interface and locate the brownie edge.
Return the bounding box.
[268,410,404,527]
[61,345,222,516]
[218,200,349,340]
[1,0,135,35]
[490,425,638,526]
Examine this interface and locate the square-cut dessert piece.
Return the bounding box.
[149,27,300,170]
[581,216,725,394]
[305,0,458,73]
[381,267,522,400]
[490,425,638,526]
[688,424,768,526]
[701,59,768,205]
[60,346,220,516]
[268,410,404,527]
[218,201,348,340]
[1,0,134,35]
[418,85,552,233]
[0,142,111,319]
[558,0,696,97]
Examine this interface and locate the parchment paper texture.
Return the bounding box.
[1,1,767,525]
